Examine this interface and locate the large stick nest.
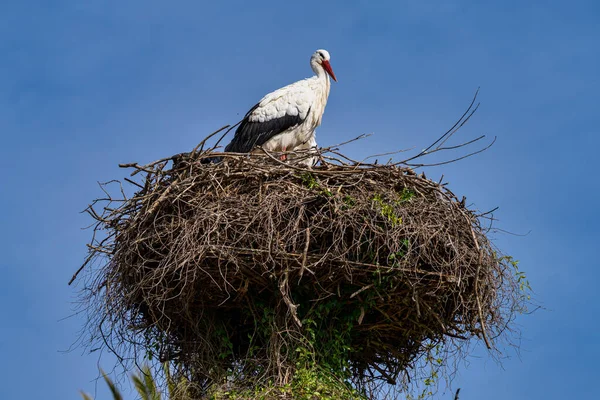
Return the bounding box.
[74,97,524,397]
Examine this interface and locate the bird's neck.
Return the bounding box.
[322,73,331,98]
[311,61,329,80]
[311,65,330,94]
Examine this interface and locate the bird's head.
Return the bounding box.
[312,49,337,82]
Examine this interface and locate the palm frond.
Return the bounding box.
[100,369,124,400]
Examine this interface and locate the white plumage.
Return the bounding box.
[225,49,337,167]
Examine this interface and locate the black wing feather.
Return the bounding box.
[225,103,309,153]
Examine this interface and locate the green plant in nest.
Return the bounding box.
[300,172,332,197]
[210,365,366,400]
[399,187,416,202]
[499,254,533,305]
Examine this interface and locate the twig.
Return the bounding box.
[417,88,480,157]
[68,253,94,285]
[124,177,144,189]
[279,269,302,328]
[469,221,493,350]
[298,227,311,282]
[404,136,496,168]
[350,284,374,299]
[191,125,230,154]
[144,179,178,216]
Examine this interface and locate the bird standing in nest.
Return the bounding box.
[224,49,337,167]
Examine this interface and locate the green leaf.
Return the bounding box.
[79,391,94,400]
[100,369,124,400]
[132,374,149,400]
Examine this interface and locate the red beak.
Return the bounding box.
[322,60,337,82]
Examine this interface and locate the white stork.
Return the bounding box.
[224,49,337,167]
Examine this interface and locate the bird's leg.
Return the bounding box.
[280,146,287,161]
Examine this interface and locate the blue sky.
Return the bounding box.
[1,0,598,398]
